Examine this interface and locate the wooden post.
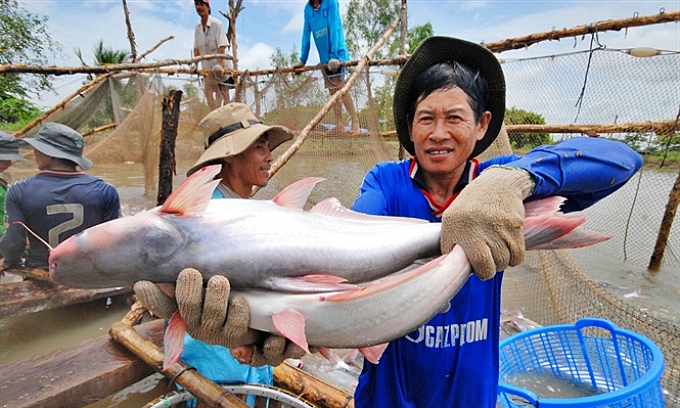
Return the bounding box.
[648,167,680,271]
[157,89,183,206]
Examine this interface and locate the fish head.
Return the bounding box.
[49,211,185,288]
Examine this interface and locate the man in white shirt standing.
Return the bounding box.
[194,0,232,110]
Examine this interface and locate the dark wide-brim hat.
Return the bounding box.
[187,103,294,176]
[22,123,92,170]
[394,36,506,158]
[0,131,26,161]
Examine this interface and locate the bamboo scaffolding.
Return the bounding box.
[3,11,675,78]
[263,10,404,185]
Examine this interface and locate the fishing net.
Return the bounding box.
[11,19,679,406]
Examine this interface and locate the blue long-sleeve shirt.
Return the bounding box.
[351,137,643,408]
[299,0,349,64]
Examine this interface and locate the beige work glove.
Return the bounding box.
[327,58,341,72]
[134,268,306,366]
[440,166,534,280]
[211,64,228,82]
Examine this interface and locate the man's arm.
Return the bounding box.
[503,137,643,212]
[326,0,345,61]
[299,7,312,64]
[0,188,27,268]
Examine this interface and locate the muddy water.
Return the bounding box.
[0,160,677,406]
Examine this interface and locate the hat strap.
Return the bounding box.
[207,119,261,147]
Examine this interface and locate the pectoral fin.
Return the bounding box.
[163,311,187,370]
[359,343,389,364]
[271,309,310,353]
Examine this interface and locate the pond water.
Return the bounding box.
[0,159,677,406]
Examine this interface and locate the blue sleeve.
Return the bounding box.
[500,137,643,212]
[326,0,346,61]
[351,167,389,216]
[103,184,121,222]
[299,6,312,64]
[0,186,27,267]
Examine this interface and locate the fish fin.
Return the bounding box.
[272,177,326,210]
[311,197,428,224]
[323,255,451,302]
[163,311,187,370]
[267,276,357,293]
[439,301,451,314]
[523,213,585,248]
[524,196,566,217]
[359,343,389,365]
[160,164,221,215]
[318,347,333,360]
[271,309,310,353]
[531,226,611,250]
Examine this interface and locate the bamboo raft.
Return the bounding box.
[0,268,132,319]
[0,301,355,408]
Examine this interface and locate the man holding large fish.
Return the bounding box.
[49,36,643,407]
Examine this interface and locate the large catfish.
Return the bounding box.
[49,165,441,291]
[163,196,611,368]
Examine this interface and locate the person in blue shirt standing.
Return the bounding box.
[294,0,360,133]
[0,123,120,270]
[134,37,643,407]
[347,36,643,407]
[135,103,304,406]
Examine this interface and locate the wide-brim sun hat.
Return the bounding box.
[187,103,294,176]
[0,131,26,161]
[22,123,92,170]
[393,36,506,158]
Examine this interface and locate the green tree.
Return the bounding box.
[504,107,551,149]
[75,40,130,82]
[0,0,61,122]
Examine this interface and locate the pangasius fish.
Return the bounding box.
[164,198,611,368]
[49,165,441,291]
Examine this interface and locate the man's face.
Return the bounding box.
[194,1,210,17]
[409,87,490,176]
[229,135,273,188]
[34,149,53,171]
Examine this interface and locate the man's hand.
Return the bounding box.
[291,61,305,77]
[134,268,308,366]
[327,58,340,72]
[440,167,534,280]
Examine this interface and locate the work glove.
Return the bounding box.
[134,268,306,367]
[440,166,535,280]
[327,58,341,72]
[211,64,228,82]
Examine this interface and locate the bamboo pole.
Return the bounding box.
[378,119,679,138]
[648,168,680,272]
[264,13,403,185]
[12,73,112,137]
[122,0,138,62]
[273,363,354,408]
[483,10,680,53]
[0,53,232,75]
[109,302,249,408]
[81,123,117,137]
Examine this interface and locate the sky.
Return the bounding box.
[16,0,680,110]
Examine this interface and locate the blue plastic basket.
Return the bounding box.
[498,318,665,408]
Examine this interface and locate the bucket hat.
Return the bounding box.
[393,36,506,158]
[0,132,26,161]
[22,123,92,170]
[187,103,294,176]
